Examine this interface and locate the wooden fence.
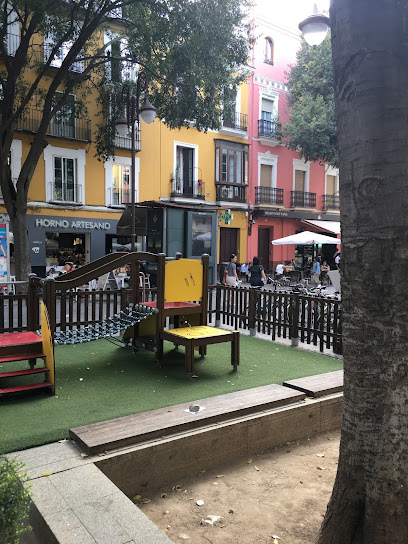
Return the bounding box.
[0,281,341,354]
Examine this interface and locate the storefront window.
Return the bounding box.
[191,214,212,256]
[45,232,87,268]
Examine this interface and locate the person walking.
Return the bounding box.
[248,256,267,287]
[311,256,321,286]
[225,254,241,287]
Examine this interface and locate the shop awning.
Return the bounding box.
[301,220,341,235]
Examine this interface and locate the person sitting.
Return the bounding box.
[275,261,285,278]
[248,256,267,287]
[240,261,249,281]
[60,262,74,274]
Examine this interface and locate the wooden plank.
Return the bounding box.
[283,370,343,398]
[70,384,306,454]
[0,382,53,394]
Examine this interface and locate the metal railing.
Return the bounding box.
[42,43,85,73]
[322,194,340,210]
[258,119,279,139]
[48,182,83,205]
[15,107,91,142]
[216,184,247,202]
[108,187,130,207]
[290,191,316,208]
[171,178,205,200]
[222,112,248,132]
[114,131,141,151]
[255,186,284,205]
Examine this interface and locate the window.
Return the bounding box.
[112,164,130,205]
[52,92,75,139]
[104,32,137,83]
[215,141,248,185]
[294,170,306,192]
[5,2,19,56]
[44,145,85,204]
[258,95,279,138]
[53,157,77,202]
[104,156,137,207]
[172,142,199,197]
[265,37,274,65]
[44,35,83,72]
[292,159,310,192]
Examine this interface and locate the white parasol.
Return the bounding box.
[272,230,341,245]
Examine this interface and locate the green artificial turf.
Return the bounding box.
[0,336,342,454]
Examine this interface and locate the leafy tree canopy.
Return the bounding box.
[0,0,250,278]
[283,34,338,168]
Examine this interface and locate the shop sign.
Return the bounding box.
[35,218,112,230]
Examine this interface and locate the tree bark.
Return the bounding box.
[318,1,408,543]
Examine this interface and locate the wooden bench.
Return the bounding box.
[283,370,343,398]
[70,384,306,454]
[161,325,239,377]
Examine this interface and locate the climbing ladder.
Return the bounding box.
[0,303,55,397]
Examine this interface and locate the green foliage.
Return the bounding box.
[0,457,31,544]
[283,34,338,167]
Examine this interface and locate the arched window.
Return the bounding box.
[265,37,274,65]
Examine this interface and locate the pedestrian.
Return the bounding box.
[225,254,241,287]
[335,252,341,271]
[248,256,267,287]
[311,256,321,285]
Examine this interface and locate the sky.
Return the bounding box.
[257,0,330,31]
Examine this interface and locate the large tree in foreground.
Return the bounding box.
[317,1,408,542]
[284,34,338,167]
[0,0,249,280]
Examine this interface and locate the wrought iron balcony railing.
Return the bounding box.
[42,43,85,73]
[290,191,316,208]
[48,182,83,205]
[114,131,141,151]
[222,112,248,132]
[171,178,205,200]
[255,186,284,205]
[258,119,279,139]
[322,194,340,210]
[108,187,131,207]
[15,107,91,142]
[216,184,247,202]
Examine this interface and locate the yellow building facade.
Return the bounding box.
[2,20,249,282]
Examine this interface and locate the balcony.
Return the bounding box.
[48,183,83,205]
[1,33,19,57]
[322,194,340,211]
[290,191,316,208]
[222,112,248,132]
[171,178,205,200]
[15,107,91,142]
[256,119,280,147]
[114,130,141,151]
[255,186,284,205]
[42,42,85,73]
[216,184,247,203]
[108,187,130,207]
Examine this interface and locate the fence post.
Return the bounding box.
[27,274,39,331]
[215,284,221,328]
[248,287,257,337]
[43,277,56,337]
[290,293,300,347]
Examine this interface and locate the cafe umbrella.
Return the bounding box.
[271,230,341,245]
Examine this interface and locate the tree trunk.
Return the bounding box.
[318,2,408,543]
[10,208,31,282]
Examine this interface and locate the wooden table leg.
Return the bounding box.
[185,340,195,378]
[231,331,239,372]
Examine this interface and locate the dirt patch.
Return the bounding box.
[137,430,340,544]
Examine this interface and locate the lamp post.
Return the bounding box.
[115,72,156,251]
[298,3,330,47]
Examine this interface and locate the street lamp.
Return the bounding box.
[115,71,157,251]
[298,3,330,47]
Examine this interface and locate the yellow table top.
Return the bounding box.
[164,326,234,339]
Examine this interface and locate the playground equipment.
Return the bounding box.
[46,251,239,378]
[0,302,55,396]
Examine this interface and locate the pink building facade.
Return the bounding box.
[247,14,340,272]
